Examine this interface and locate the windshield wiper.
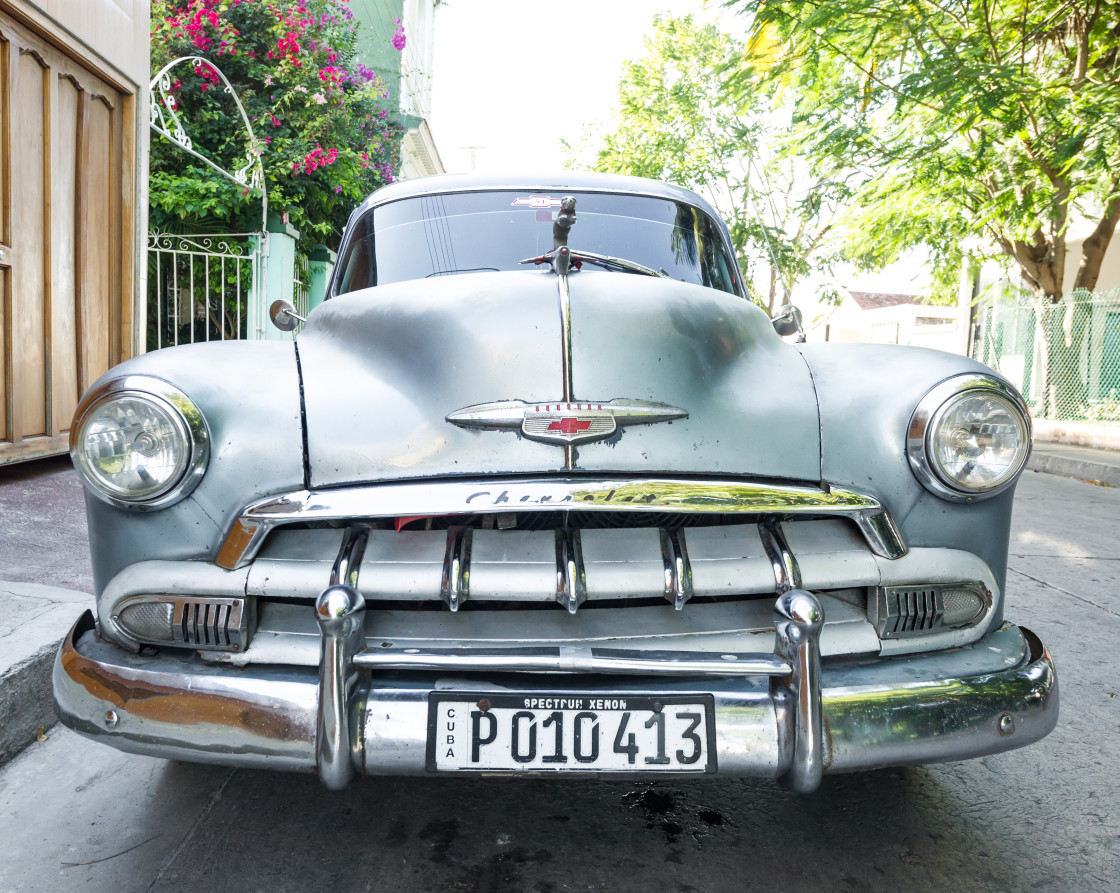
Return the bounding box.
[519,248,669,279]
[517,195,670,279]
[568,249,669,279]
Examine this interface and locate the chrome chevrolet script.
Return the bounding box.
[446,399,688,445]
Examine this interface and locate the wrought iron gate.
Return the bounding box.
[147,232,263,349]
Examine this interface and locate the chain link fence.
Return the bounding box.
[970,288,1120,424]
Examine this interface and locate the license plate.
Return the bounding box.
[426,693,716,773]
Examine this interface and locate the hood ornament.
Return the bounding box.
[447,399,688,446]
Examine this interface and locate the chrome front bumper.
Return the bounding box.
[54,591,1057,792]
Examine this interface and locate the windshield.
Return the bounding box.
[333,190,740,296]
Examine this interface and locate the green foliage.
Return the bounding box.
[150,0,401,251]
[734,0,1120,303]
[569,14,854,313]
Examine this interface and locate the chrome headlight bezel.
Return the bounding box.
[907,373,1031,503]
[70,376,210,510]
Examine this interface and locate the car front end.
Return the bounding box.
[54,173,1057,791]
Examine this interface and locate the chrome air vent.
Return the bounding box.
[875,584,988,639]
[115,596,255,652]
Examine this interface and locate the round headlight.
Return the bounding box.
[908,375,1031,502]
[71,378,209,509]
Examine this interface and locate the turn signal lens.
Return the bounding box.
[118,601,174,641]
[939,587,986,627]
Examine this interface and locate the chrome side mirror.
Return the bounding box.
[270,299,305,332]
[771,304,804,341]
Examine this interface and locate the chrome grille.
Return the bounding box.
[247,518,884,614]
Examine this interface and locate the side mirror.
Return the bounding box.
[771,305,804,340]
[270,299,305,332]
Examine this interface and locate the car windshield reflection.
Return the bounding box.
[334,190,739,295]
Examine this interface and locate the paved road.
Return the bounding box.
[0,456,92,593]
[0,470,1117,893]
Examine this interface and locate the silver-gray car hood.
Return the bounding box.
[297,271,821,486]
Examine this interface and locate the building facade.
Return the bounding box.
[351,0,443,179]
[0,0,149,464]
[810,290,969,355]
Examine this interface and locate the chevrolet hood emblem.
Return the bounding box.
[446,399,688,446]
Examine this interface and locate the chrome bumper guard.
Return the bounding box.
[54,590,1057,792]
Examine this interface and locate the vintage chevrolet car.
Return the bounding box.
[54,172,1057,791]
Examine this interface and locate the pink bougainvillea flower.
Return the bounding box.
[313,92,327,104]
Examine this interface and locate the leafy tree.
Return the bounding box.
[734,0,1120,415]
[150,0,401,250]
[569,14,854,314]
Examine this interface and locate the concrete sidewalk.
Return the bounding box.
[0,456,92,765]
[0,582,91,763]
[0,437,1116,767]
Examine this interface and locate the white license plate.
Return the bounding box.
[427,693,716,773]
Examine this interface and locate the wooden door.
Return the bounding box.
[0,13,134,464]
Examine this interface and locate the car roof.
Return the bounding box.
[352,171,726,223]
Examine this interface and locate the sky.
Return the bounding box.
[425,0,929,302]
[429,0,716,174]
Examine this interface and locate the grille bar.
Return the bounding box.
[659,527,693,610]
[352,644,792,677]
[440,527,472,612]
[554,528,587,614]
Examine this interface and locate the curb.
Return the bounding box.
[0,583,91,766]
[1026,452,1120,487]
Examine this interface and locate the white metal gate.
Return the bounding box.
[147,232,263,348]
[147,56,268,349]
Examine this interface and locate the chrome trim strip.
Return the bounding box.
[216,478,908,570]
[439,527,473,612]
[659,528,693,611]
[70,375,211,511]
[554,528,587,614]
[557,271,575,469]
[759,520,802,594]
[853,508,907,561]
[352,645,790,677]
[906,373,1032,503]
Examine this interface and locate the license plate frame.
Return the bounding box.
[426,692,717,774]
